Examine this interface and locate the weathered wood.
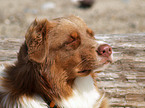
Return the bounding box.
[0,33,145,107]
[95,33,145,108]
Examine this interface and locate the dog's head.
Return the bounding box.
[24,15,112,80]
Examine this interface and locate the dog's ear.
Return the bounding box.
[25,19,53,63]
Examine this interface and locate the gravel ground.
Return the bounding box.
[0,0,145,107]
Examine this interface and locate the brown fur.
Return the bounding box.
[0,15,112,107]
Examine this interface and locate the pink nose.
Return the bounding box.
[97,44,112,57]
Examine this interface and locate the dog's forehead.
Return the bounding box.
[65,15,87,27]
[53,16,87,31]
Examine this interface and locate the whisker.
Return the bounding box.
[72,59,86,70]
[73,59,98,70]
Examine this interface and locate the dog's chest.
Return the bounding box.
[58,75,101,108]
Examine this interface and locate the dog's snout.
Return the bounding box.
[97,44,112,57]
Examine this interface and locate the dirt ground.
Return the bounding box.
[0,0,145,107]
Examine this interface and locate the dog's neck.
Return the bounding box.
[57,75,101,108]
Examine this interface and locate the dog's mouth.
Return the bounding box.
[93,59,112,73]
[103,59,112,64]
[78,59,112,74]
[77,58,113,75]
[77,69,92,76]
[78,69,92,73]
[98,56,113,65]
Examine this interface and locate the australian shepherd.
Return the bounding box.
[0,15,113,108]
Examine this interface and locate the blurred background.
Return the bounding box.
[1,0,145,37]
[0,0,145,107]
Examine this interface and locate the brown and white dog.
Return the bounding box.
[0,15,112,108]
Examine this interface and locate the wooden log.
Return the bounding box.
[0,33,145,107]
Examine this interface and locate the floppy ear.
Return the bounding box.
[25,18,52,63]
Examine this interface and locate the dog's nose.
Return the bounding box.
[97,44,112,57]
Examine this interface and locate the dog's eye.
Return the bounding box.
[86,28,94,38]
[68,32,78,43]
[65,32,81,50]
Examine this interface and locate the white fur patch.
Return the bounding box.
[58,75,101,108]
[0,65,8,92]
[18,95,48,108]
[0,65,6,77]
[1,94,48,108]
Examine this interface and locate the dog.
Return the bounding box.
[0,15,112,108]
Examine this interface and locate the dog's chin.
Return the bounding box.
[93,62,111,73]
